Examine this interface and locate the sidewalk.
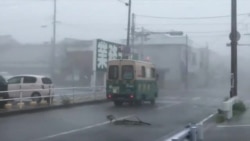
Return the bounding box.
[205,104,250,141]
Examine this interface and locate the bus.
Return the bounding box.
[106,59,158,106]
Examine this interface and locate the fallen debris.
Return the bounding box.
[106,114,151,126]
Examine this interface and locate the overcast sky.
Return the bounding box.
[0,0,250,55]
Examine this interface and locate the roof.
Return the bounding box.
[9,74,50,79]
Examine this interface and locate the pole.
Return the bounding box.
[206,43,209,87]
[126,0,131,58]
[230,0,238,97]
[185,35,189,89]
[140,27,145,60]
[131,13,135,49]
[51,0,57,79]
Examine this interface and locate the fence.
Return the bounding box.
[0,86,106,112]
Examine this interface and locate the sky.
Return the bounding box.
[0,0,250,55]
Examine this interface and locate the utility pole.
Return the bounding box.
[205,43,209,87]
[230,0,238,97]
[185,35,189,89]
[126,0,132,58]
[131,13,135,49]
[140,27,145,60]
[51,0,57,79]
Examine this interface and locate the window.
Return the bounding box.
[141,66,146,77]
[23,76,37,83]
[151,68,156,78]
[108,65,119,80]
[8,77,22,84]
[42,77,52,84]
[122,65,134,80]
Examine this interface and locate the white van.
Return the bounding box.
[7,75,54,103]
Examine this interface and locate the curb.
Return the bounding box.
[0,99,108,117]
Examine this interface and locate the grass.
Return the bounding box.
[215,113,226,123]
[61,96,71,106]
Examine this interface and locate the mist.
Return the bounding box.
[0,0,249,92]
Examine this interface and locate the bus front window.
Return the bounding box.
[122,65,134,80]
[108,65,119,80]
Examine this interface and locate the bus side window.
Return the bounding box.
[141,66,146,78]
[108,65,119,79]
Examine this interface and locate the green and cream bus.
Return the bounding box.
[106,59,158,106]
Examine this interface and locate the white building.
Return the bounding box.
[133,33,204,89]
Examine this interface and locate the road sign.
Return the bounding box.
[229,31,241,41]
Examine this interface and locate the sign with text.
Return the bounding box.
[96,39,125,71]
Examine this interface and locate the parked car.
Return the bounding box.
[0,75,9,108]
[7,75,54,103]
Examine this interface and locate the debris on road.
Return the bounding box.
[106,114,151,126]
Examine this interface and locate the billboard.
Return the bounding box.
[96,39,125,71]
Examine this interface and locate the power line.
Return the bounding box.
[137,22,249,26]
[187,31,229,34]
[136,13,250,20]
[117,0,126,4]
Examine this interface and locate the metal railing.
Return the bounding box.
[164,123,203,141]
[0,86,106,111]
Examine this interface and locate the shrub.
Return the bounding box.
[233,100,246,116]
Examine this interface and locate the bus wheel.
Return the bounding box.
[150,99,155,105]
[114,101,123,107]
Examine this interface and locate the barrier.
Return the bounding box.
[220,96,238,119]
[165,123,203,141]
[0,86,106,112]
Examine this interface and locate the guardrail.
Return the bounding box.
[165,123,203,141]
[0,86,106,112]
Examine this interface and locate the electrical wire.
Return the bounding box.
[136,13,250,20]
[137,23,249,26]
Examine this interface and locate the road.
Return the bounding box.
[0,88,227,141]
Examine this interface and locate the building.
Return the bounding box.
[0,36,51,76]
[133,33,204,89]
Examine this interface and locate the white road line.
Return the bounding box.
[198,113,215,124]
[217,124,250,128]
[192,97,201,101]
[34,115,134,141]
[156,102,181,110]
[157,100,181,104]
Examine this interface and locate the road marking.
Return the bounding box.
[217,124,250,128]
[198,113,215,124]
[157,100,181,104]
[34,115,134,141]
[156,102,181,110]
[192,97,201,101]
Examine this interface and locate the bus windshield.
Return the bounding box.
[108,65,119,80]
[122,65,134,80]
